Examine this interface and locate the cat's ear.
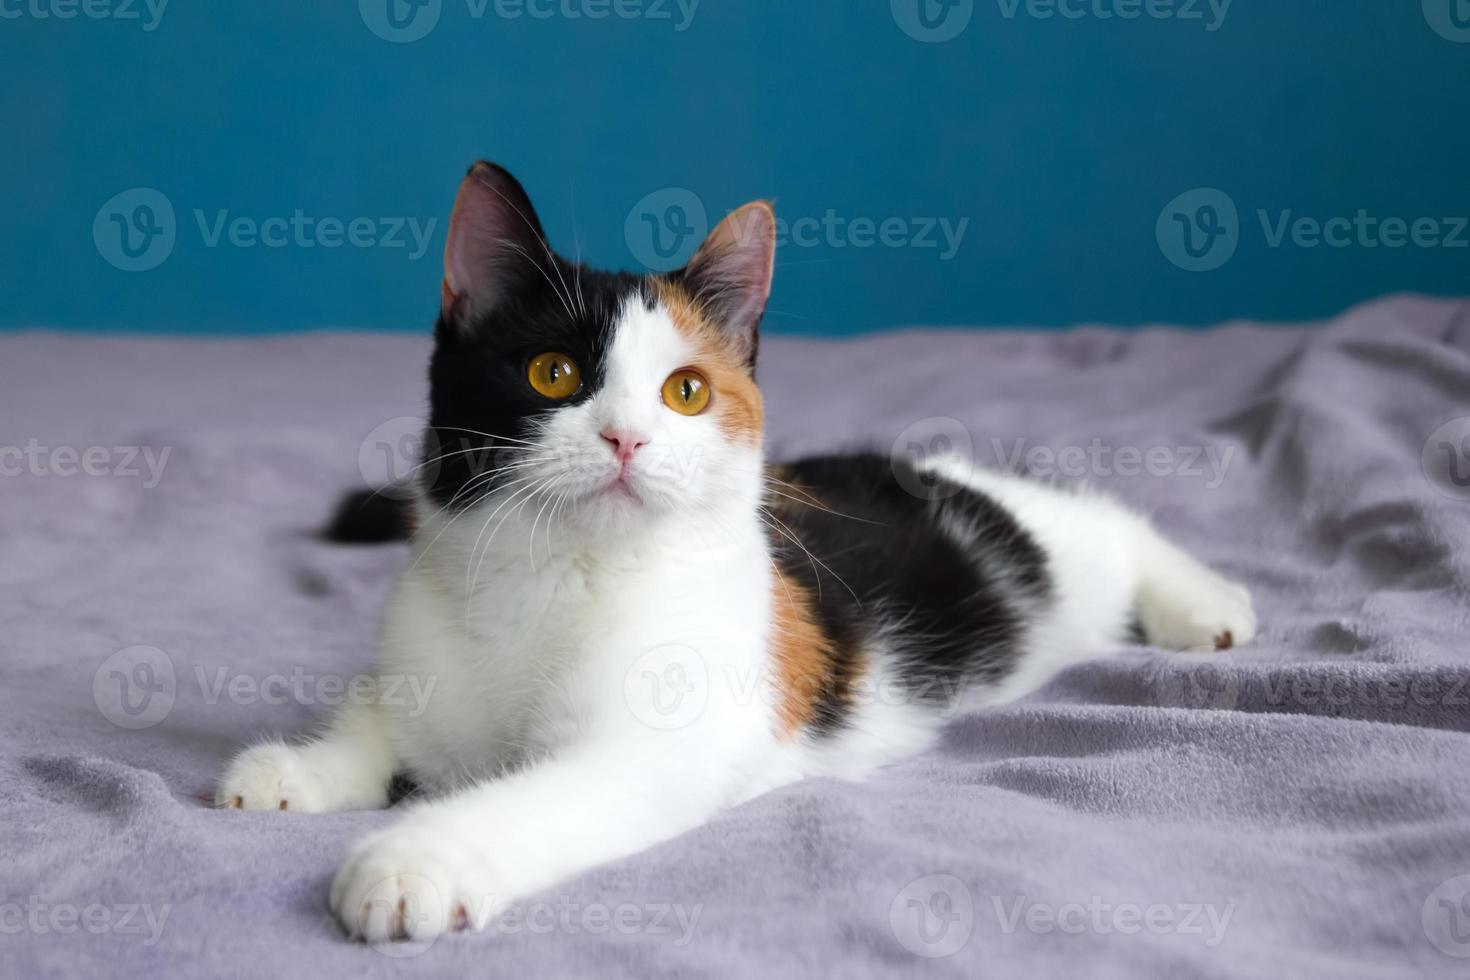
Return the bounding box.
[680,201,776,366]
[440,161,548,328]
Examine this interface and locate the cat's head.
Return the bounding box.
[420,162,776,539]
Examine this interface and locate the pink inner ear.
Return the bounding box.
[685,202,776,351]
[442,197,485,319]
[439,163,548,326]
[441,180,502,321]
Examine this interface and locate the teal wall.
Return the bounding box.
[2,0,1467,334]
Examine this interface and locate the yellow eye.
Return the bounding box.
[527,352,581,400]
[662,368,711,416]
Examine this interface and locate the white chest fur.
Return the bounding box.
[381,500,778,792]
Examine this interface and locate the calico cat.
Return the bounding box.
[218,161,1257,943]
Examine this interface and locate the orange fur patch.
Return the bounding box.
[768,573,861,738]
[652,279,764,446]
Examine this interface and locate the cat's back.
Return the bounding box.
[766,452,1051,606]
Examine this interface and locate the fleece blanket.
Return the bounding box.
[3,294,1469,979]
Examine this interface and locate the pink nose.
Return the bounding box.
[600,428,649,464]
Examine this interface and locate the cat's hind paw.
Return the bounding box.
[1138,567,1257,653]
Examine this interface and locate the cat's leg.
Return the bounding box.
[1128,517,1256,651]
[216,698,396,813]
[920,455,1255,655]
[328,730,778,942]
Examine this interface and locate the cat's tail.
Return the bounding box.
[322,490,413,543]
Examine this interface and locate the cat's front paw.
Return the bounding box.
[216,742,337,813]
[330,819,504,943]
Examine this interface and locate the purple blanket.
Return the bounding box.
[4,295,1469,978]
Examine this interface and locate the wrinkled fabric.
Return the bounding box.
[2,294,1468,978]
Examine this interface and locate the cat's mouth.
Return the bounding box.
[598,475,644,504]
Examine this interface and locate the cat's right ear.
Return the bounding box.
[440,161,548,329]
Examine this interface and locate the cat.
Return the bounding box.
[218,161,1257,943]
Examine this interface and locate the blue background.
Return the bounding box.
[3,0,1466,335]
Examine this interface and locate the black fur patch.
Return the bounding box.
[767,453,1052,738]
[323,489,411,543]
[424,267,645,511]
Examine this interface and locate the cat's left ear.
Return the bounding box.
[680,201,776,367]
[440,161,548,330]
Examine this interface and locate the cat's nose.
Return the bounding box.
[600,427,649,464]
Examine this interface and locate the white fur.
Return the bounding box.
[219,298,1256,943]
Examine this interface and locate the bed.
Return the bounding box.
[4,294,1468,978]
